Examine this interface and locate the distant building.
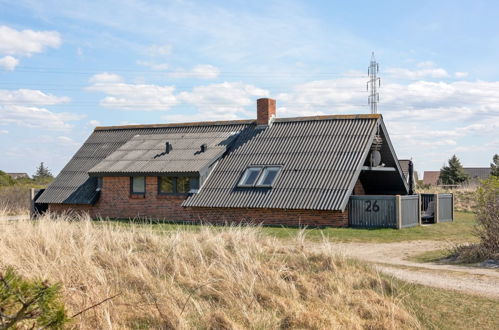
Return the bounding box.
[423,171,440,186]
[422,167,490,186]
[463,167,490,183]
[6,173,30,180]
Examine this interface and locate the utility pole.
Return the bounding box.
[367,52,381,114]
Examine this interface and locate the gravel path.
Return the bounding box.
[326,240,499,299]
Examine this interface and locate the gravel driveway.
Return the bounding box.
[327,240,499,299]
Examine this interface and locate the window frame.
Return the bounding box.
[157,176,198,195]
[255,166,282,187]
[237,166,264,187]
[157,176,175,195]
[237,165,282,188]
[130,176,146,195]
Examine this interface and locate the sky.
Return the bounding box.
[0,0,498,177]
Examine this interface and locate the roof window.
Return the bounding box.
[238,166,281,188]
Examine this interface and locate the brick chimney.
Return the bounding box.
[256,98,276,126]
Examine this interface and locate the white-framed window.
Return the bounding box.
[237,166,281,188]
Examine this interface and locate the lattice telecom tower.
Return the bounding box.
[367,52,381,114]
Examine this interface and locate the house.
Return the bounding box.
[423,171,440,186]
[7,173,30,180]
[423,167,490,187]
[463,167,490,183]
[36,98,408,227]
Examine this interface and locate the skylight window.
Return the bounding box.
[238,167,262,187]
[238,166,281,188]
[256,166,281,187]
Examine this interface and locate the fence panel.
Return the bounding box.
[438,194,453,222]
[349,196,397,228]
[400,195,420,228]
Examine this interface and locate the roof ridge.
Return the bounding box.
[94,114,382,131]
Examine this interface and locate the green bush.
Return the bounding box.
[0,267,67,329]
[452,177,499,262]
[0,171,14,187]
[475,177,499,257]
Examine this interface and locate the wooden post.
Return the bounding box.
[418,194,422,225]
[435,194,439,223]
[451,193,454,222]
[396,195,402,229]
[30,188,35,219]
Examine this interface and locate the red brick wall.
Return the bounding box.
[353,179,365,195]
[48,176,348,227]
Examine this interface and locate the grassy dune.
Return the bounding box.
[0,214,419,329]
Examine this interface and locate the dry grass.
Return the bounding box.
[0,186,31,216]
[0,213,420,329]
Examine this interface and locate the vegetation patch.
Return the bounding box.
[449,177,499,263]
[396,278,499,330]
[0,214,421,329]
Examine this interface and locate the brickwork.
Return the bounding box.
[48,176,348,227]
[256,98,276,125]
[353,179,365,195]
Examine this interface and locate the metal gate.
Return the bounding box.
[349,196,397,228]
[438,194,453,222]
[399,195,420,228]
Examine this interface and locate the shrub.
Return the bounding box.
[452,177,499,262]
[0,267,67,329]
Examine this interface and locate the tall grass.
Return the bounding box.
[0,186,31,216]
[0,213,419,329]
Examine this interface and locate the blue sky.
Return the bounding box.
[0,0,498,176]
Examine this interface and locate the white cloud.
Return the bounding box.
[137,60,169,71]
[0,105,83,129]
[0,129,8,134]
[386,67,449,79]
[148,44,172,57]
[175,81,268,119]
[0,88,80,130]
[88,119,101,126]
[455,72,468,78]
[0,25,61,56]
[89,72,123,84]
[87,73,178,111]
[0,56,19,71]
[0,89,70,105]
[169,64,220,79]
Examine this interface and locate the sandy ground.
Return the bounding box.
[0,215,29,221]
[327,240,499,299]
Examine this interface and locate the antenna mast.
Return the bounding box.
[367,52,381,114]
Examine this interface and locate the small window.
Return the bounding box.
[158,176,197,194]
[159,177,174,194]
[256,166,281,187]
[238,167,263,187]
[176,177,190,193]
[131,176,145,194]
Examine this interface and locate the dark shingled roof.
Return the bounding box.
[463,167,490,181]
[184,115,387,211]
[38,114,407,211]
[36,122,251,204]
[88,131,240,175]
